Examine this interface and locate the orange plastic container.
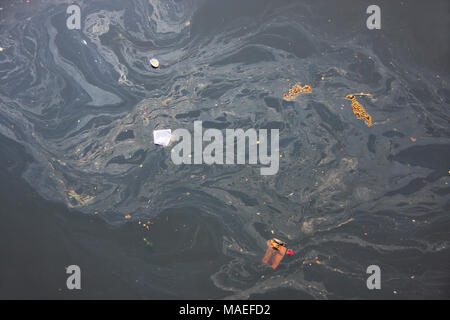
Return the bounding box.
[262,239,287,270]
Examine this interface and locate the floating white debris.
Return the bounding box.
[153,129,171,146]
[149,58,159,68]
[82,40,87,45]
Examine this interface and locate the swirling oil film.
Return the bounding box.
[0,0,449,305]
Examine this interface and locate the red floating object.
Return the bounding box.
[287,249,294,256]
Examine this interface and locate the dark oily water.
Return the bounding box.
[0,0,449,299]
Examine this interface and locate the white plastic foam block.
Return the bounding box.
[153,129,172,146]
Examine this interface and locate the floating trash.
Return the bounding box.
[262,238,287,270]
[153,129,172,146]
[287,249,294,256]
[149,58,159,68]
[345,93,373,127]
[124,214,131,220]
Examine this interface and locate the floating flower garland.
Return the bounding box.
[283,84,312,101]
[345,93,373,127]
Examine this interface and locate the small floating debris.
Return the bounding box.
[153,129,172,146]
[81,40,87,45]
[410,137,416,142]
[124,214,131,220]
[143,237,153,247]
[67,190,94,206]
[262,238,287,270]
[149,58,159,69]
[344,93,373,127]
[0,47,4,52]
[283,84,312,101]
[287,249,294,256]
